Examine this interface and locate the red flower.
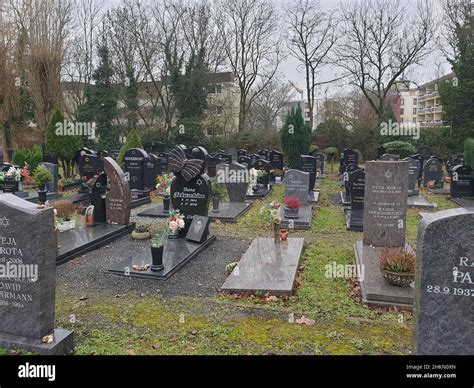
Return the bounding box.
[284,196,301,210]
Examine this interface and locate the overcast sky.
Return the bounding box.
[102,0,452,99]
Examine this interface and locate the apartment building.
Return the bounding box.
[398,88,419,124]
[416,72,457,127]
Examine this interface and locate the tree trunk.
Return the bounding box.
[238,94,246,132]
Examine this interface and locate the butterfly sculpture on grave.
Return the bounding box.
[168,146,204,182]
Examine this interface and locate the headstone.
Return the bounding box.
[225,163,250,202]
[158,152,169,173]
[254,159,271,186]
[403,157,421,196]
[186,215,211,243]
[144,153,160,190]
[169,146,211,232]
[342,164,361,201]
[416,146,432,161]
[249,154,262,168]
[40,162,58,193]
[90,174,107,223]
[314,152,325,176]
[269,150,284,170]
[214,152,232,165]
[284,169,310,204]
[363,161,409,247]
[123,148,149,191]
[257,149,270,160]
[411,154,424,182]
[0,194,73,354]
[381,154,400,161]
[239,156,252,169]
[207,156,222,178]
[340,148,359,174]
[376,145,386,160]
[450,165,473,199]
[104,157,131,225]
[414,208,474,355]
[300,155,318,192]
[423,157,443,187]
[345,169,365,230]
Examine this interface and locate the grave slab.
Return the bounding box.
[14,191,62,204]
[308,190,320,204]
[246,186,272,200]
[279,205,312,230]
[209,202,253,222]
[108,235,216,280]
[449,197,474,208]
[429,188,450,195]
[137,204,170,218]
[221,238,305,296]
[344,209,363,231]
[354,241,414,310]
[57,223,134,265]
[0,329,74,356]
[407,195,437,209]
[131,196,152,209]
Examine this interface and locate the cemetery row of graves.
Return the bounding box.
[0,143,472,355]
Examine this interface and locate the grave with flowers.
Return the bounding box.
[109,145,216,280]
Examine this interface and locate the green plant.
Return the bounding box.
[116,129,143,168]
[135,224,150,233]
[53,200,76,221]
[211,183,226,200]
[280,105,312,168]
[464,138,474,169]
[379,249,416,274]
[151,234,163,248]
[12,147,43,172]
[45,110,83,178]
[33,165,53,188]
[383,141,416,158]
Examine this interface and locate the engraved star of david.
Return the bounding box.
[197,179,203,186]
[0,216,9,228]
[384,170,393,179]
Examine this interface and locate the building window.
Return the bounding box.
[400,99,404,105]
[305,111,310,118]
[210,84,222,94]
[400,118,404,123]
[413,108,417,114]
[413,118,416,123]
[400,108,404,115]
[413,98,417,105]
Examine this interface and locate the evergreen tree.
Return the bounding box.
[45,110,83,178]
[464,138,474,169]
[93,44,118,150]
[440,8,474,149]
[117,129,142,168]
[280,105,312,168]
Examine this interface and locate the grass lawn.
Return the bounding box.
[4,172,458,355]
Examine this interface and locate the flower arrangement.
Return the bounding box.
[260,202,281,228]
[284,196,302,210]
[156,173,173,196]
[379,248,416,287]
[53,200,76,222]
[81,174,99,191]
[20,163,32,184]
[167,210,185,235]
[0,166,22,182]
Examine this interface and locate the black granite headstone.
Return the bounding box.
[269,150,284,170]
[123,148,149,191]
[414,208,474,355]
[422,156,443,187]
[300,155,318,192]
[450,165,473,199]
[403,157,421,196]
[186,215,211,243]
[144,153,160,190]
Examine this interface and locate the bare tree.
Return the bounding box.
[215,0,282,132]
[9,0,71,136]
[63,0,102,118]
[440,0,473,65]
[336,0,435,124]
[247,77,295,132]
[286,0,338,130]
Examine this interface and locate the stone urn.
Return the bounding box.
[284,206,299,219]
[381,270,415,288]
[151,245,164,272]
[212,197,220,213]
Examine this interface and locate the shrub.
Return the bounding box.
[33,165,53,188]
[284,196,301,210]
[379,248,416,274]
[464,138,474,169]
[134,224,150,233]
[53,200,76,221]
[117,129,142,168]
[383,141,416,158]
[211,183,226,199]
[12,147,43,171]
[281,105,312,168]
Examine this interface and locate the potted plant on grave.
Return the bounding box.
[211,183,226,213]
[156,173,173,214]
[256,169,268,186]
[33,165,53,204]
[379,248,416,287]
[150,231,167,272]
[166,210,185,238]
[272,169,284,184]
[132,224,151,240]
[53,200,77,232]
[283,196,301,219]
[261,202,281,243]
